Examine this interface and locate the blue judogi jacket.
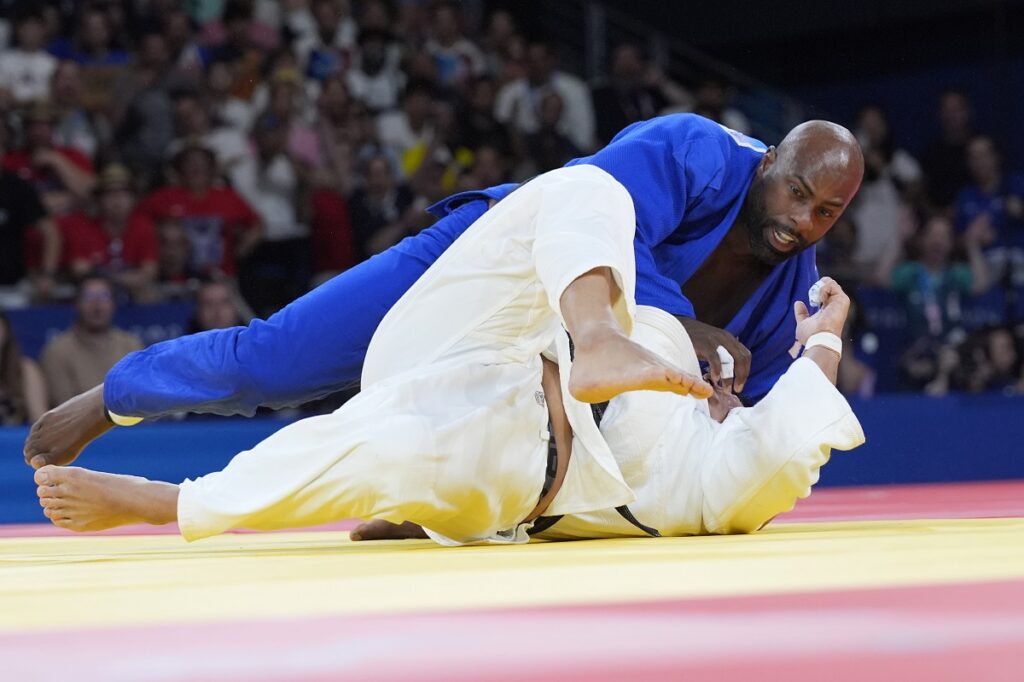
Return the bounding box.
[104,115,818,418]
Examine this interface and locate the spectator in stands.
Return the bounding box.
[205,58,254,139]
[169,88,252,186]
[49,60,108,160]
[836,296,877,400]
[816,214,863,288]
[457,143,509,191]
[849,103,922,275]
[494,41,595,153]
[265,67,322,170]
[295,0,356,82]
[3,98,96,216]
[954,134,1024,287]
[67,5,130,67]
[480,9,520,81]
[137,142,263,279]
[377,79,439,177]
[880,215,990,391]
[591,43,692,146]
[164,8,208,76]
[0,311,47,425]
[0,118,60,297]
[346,28,405,113]
[358,0,393,32]
[349,153,415,259]
[110,29,184,188]
[692,77,750,135]
[187,279,248,333]
[426,1,485,92]
[39,275,142,407]
[519,91,581,177]
[0,9,57,105]
[455,76,510,154]
[60,163,159,301]
[921,89,975,209]
[156,218,200,297]
[953,326,1021,395]
[234,111,312,316]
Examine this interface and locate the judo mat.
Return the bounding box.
[2,480,1024,681]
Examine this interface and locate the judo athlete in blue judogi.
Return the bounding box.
[24,115,863,470]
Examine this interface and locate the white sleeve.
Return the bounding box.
[699,357,865,534]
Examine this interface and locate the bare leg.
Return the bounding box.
[561,268,713,403]
[35,465,178,532]
[24,385,112,469]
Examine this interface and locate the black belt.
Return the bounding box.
[528,372,662,538]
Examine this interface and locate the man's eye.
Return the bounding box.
[790,184,803,197]
[819,207,834,218]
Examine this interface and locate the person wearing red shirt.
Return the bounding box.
[136,142,263,278]
[2,99,96,217]
[59,164,159,301]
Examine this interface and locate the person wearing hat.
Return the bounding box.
[2,99,97,216]
[58,163,158,302]
[135,140,263,280]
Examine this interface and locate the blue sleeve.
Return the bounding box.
[104,199,490,419]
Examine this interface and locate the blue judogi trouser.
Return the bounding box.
[105,198,495,419]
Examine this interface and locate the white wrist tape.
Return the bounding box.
[805,332,843,358]
[716,345,735,380]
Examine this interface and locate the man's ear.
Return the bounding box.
[757,145,777,176]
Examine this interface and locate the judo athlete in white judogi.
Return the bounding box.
[353,294,865,543]
[33,165,717,543]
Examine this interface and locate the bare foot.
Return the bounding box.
[569,332,714,403]
[24,385,113,469]
[35,465,178,532]
[350,519,427,541]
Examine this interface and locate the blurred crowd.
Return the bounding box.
[0,0,1020,423]
[819,92,1024,399]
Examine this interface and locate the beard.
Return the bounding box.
[742,181,803,267]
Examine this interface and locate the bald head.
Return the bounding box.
[742,120,864,266]
[776,120,864,182]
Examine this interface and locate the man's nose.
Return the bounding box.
[790,203,813,231]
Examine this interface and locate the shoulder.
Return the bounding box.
[41,331,74,356]
[111,328,144,350]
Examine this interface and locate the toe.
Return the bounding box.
[37,484,59,498]
[34,465,58,486]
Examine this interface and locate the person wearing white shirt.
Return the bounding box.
[0,10,57,105]
[494,41,596,153]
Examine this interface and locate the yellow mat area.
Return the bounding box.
[3,518,1024,633]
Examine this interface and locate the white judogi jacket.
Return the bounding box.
[538,306,866,540]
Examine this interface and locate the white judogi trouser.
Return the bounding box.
[177,165,638,543]
[538,306,866,540]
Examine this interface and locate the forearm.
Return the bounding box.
[803,345,840,385]
[37,219,61,275]
[49,157,96,199]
